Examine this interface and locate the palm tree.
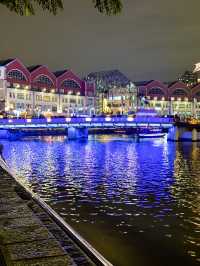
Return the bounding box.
[0,0,122,15]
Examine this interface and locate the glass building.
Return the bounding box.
[85,70,137,115]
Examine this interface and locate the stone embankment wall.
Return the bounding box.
[0,160,97,266]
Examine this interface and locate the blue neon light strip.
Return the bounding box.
[0,117,173,129]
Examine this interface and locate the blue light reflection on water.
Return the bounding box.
[1,135,200,266]
[2,136,175,206]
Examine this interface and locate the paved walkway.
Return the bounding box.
[0,167,95,266]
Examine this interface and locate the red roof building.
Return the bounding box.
[0,58,96,116]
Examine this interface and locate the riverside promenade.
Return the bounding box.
[0,163,98,265]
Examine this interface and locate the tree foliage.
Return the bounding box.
[93,0,122,15]
[0,0,122,15]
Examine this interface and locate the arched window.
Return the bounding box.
[7,70,27,81]
[33,75,53,87]
[61,79,80,89]
[172,89,187,96]
[148,88,164,95]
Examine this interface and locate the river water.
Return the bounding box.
[1,135,200,266]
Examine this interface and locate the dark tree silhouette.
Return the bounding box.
[93,0,122,15]
[0,0,122,15]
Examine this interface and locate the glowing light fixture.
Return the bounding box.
[127,117,134,122]
[85,117,92,122]
[47,118,51,123]
[105,117,111,122]
[8,119,13,123]
[26,118,31,123]
[68,91,72,95]
[65,117,71,122]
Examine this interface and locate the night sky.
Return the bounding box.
[0,0,199,82]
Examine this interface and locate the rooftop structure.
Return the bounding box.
[84,70,136,114]
[85,69,133,89]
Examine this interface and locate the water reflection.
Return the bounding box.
[1,136,200,266]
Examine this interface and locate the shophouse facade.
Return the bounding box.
[136,80,200,117]
[0,58,95,117]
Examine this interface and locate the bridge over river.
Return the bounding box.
[0,116,173,140]
[1,116,200,142]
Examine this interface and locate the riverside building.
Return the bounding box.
[0,58,95,117]
[85,70,137,115]
[135,80,200,118]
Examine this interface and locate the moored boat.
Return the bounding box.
[138,128,165,138]
[135,108,165,138]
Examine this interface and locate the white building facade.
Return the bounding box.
[0,58,95,117]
